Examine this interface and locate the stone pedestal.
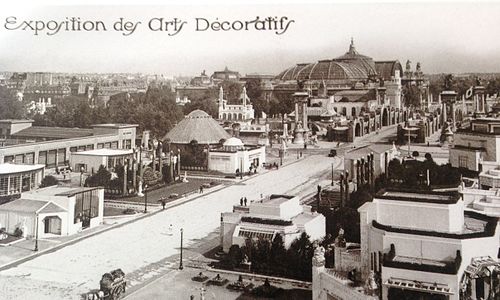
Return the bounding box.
[293,128,306,144]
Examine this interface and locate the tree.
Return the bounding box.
[40,175,59,187]
[85,165,111,187]
[245,79,269,119]
[0,86,26,119]
[287,232,313,280]
[225,245,243,268]
[220,81,243,103]
[270,234,287,275]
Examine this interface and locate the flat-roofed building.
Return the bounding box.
[0,163,45,202]
[357,189,499,300]
[207,137,265,174]
[450,118,500,172]
[0,186,104,238]
[0,120,137,170]
[70,148,134,173]
[220,194,325,252]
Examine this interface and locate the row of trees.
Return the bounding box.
[0,84,185,139]
[223,232,315,281]
[429,74,500,99]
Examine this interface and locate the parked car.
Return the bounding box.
[328,149,337,157]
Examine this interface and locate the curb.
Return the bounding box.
[0,184,227,272]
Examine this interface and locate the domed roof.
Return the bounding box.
[163,110,231,144]
[275,39,377,82]
[187,109,210,118]
[224,137,244,147]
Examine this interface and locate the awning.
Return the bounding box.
[384,278,453,295]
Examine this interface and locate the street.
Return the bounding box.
[0,154,341,300]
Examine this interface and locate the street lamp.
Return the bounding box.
[179,228,184,270]
[34,213,39,252]
[143,184,148,213]
[79,166,85,187]
[240,157,243,179]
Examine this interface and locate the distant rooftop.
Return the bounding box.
[92,123,138,128]
[12,126,93,139]
[0,163,45,175]
[0,198,66,214]
[0,119,34,124]
[376,189,460,204]
[25,186,101,197]
[71,149,133,157]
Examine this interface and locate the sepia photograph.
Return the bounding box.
[0,1,499,299]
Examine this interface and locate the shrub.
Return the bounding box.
[13,227,23,237]
[40,175,59,188]
[123,208,136,215]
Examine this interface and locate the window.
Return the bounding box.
[38,151,47,165]
[47,150,57,168]
[74,189,100,223]
[459,156,468,168]
[70,147,77,153]
[25,152,35,164]
[97,143,104,149]
[57,149,66,166]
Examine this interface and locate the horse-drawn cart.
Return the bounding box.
[86,269,126,300]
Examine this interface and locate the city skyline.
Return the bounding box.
[0,3,500,76]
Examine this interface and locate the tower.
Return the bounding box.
[293,92,309,144]
[385,70,402,109]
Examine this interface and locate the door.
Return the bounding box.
[44,216,62,235]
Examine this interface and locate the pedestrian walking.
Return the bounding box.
[161,198,166,210]
[244,197,247,206]
[300,151,303,157]
[240,197,243,206]
[199,185,204,193]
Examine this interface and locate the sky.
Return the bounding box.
[1,2,500,76]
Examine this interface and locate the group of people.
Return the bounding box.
[239,197,248,206]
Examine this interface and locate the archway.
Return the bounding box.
[382,108,389,126]
[351,107,357,117]
[355,123,361,137]
[228,114,232,120]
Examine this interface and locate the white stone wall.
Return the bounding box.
[375,199,464,233]
[313,266,378,300]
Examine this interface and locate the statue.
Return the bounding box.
[475,76,482,86]
[364,270,379,295]
[335,227,347,248]
[405,60,411,72]
[297,79,306,91]
[444,74,454,90]
[312,244,326,267]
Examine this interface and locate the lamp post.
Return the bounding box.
[240,157,243,179]
[331,163,334,186]
[79,166,85,187]
[179,228,184,270]
[34,213,39,252]
[143,184,148,213]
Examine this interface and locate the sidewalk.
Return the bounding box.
[0,182,226,272]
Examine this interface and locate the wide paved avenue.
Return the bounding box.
[0,154,339,300]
